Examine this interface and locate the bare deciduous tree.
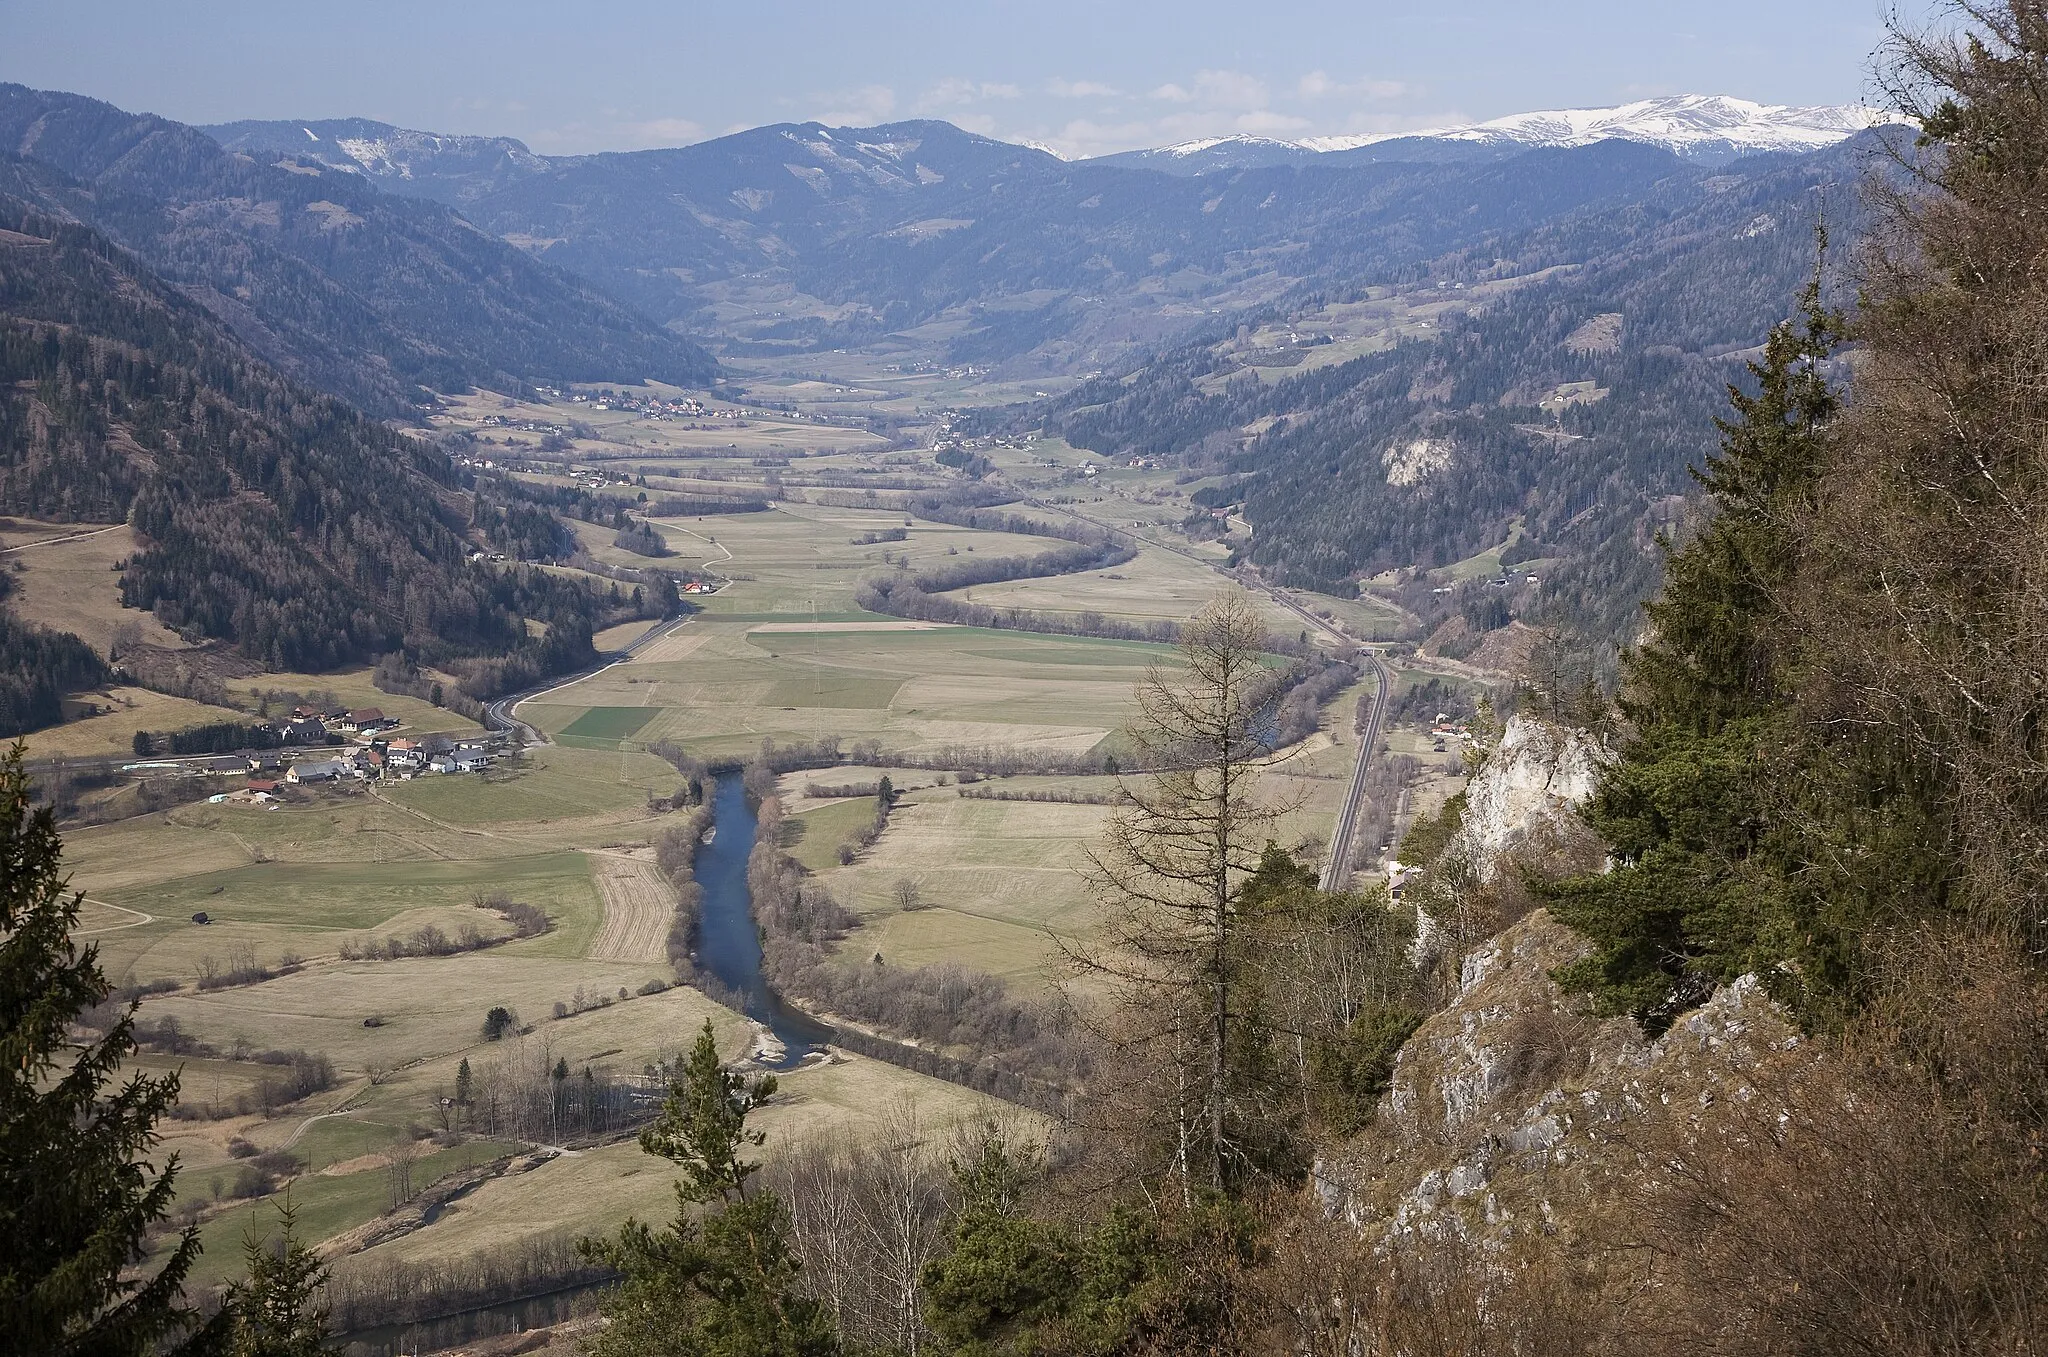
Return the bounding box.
[1069,594,1297,1196]
[768,1100,955,1355]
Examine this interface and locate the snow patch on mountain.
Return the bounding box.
[1149,95,1900,164]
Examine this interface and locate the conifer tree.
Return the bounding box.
[0,744,228,1355]
[1545,278,1846,1026]
[229,1198,330,1357]
[581,1020,835,1357]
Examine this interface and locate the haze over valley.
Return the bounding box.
[13,4,2048,1354]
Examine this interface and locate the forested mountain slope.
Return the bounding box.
[0,85,715,415]
[1027,132,1882,648]
[206,112,1733,373]
[0,196,610,681]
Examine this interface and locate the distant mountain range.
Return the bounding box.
[0,85,716,414]
[0,80,1912,703]
[195,95,1898,377]
[206,95,1886,191]
[1091,95,1895,174]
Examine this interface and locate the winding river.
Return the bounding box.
[691,776,833,1067]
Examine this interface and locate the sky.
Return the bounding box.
[0,0,1940,159]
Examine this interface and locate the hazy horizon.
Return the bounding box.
[2,0,1934,159]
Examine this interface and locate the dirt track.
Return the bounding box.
[587,852,675,964]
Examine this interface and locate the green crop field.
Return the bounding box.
[784,795,884,872]
[559,705,660,743]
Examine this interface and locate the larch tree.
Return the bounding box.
[1072,594,1292,1196]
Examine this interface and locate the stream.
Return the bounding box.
[691,776,833,1067]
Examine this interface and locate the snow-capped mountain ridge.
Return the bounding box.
[1139,95,1898,168]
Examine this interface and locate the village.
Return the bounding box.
[128,703,513,808]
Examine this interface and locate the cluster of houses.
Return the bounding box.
[566,391,712,420]
[281,734,499,785]
[190,704,507,796]
[476,413,566,435]
[1429,715,1476,756]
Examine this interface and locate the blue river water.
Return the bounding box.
[690,776,832,1067]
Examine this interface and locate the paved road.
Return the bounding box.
[1319,651,1392,892]
[1001,486,1392,890]
[483,613,693,746]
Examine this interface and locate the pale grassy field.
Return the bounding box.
[359,1050,1022,1268]
[650,501,1058,614]
[0,522,189,654]
[526,619,1174,762]
[145,951,675,1073]
[792,677,1376,991]
[961,545,1276,627]
[25,686,249,760]
[587,851,674,964]
[149,974,1025,1286]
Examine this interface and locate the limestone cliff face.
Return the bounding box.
[1318,909,1807,1246]
[1453,715,1608,881]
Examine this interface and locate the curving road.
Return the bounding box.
[483,614,693,746]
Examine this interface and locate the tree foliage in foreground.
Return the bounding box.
[0,745,227,1355]
[580,1020,836,1357]
[227,1198,331,1357]
[1539,282,1858,1028]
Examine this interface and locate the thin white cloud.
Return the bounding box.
[1150,70,1268,109]
[920,77,1023,110]
[814,84,897,127]
[526,113,706,151]
[1297,71,1411,101]
[1048,77,1121,98]
[1192,69,1268,109]
[622,117,704,144]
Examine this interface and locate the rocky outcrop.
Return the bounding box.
[1453,715,1608,880]
[1317,909,1807,1248]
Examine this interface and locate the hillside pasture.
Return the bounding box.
[354,1048,1022,1269]
[24,687,248,761]
[378,745,674,827]
[140,950,674,1074]
[648,502,1060,615]
[0,522,188,655]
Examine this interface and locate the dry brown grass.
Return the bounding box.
[1,522,189,655]
[586,852,674,964]
[25,686,248,760]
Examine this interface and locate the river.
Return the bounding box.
[691,776,833,1067]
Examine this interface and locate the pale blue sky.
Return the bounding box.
[1,1,1937,157]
